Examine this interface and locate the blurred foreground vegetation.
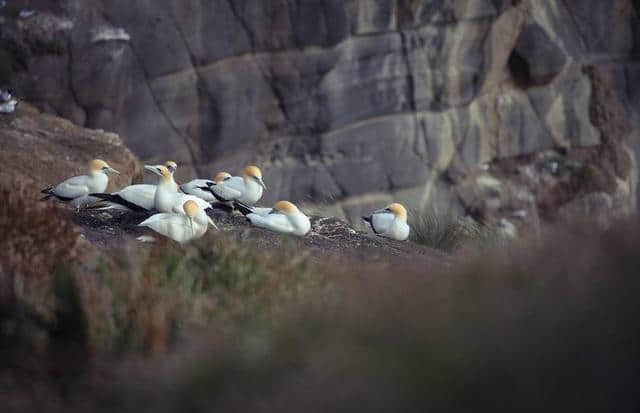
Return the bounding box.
[1,185,639,412]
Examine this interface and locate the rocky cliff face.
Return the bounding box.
[2,0,638,231]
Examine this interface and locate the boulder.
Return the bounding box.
[0,103,142,202]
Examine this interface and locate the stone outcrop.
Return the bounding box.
[0,103,142,201]
[1,0,638,230]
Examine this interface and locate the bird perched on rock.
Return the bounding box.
[207,165,266,205]
[41,159,120,210]
[138,200,216,244]
[146,164,211,214]
[235,200,310,236]
[90,161,178,211]
[0,89,12,102]
[181,171,231,203]
[0,89,17,114]
[363,203,410,241]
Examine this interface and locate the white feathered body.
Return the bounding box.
[139,209,212,243]
[246,210,310,236]
[50,172,109,208]
[181,179,216,202]
[369,212,410,241]
[222,176,264,205]
[154,182,211,214]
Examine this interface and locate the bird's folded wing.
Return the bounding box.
[211,184,242,202]
[139,213,174,227]
[54,176,90,199]
[248,213,294,233]
[371,212,394,234]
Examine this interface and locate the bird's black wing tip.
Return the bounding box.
[40,187,52,194]
[362,215,372,223]
[233,201,254,216]
[89,193,148,212]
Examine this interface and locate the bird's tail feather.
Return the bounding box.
[89,193,148,212]
[233,201,255,216]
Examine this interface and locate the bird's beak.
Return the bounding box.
[258,177,267,190]
[107,167,120,175]
[373,208,388,214]
[207,216,218,229]
[144,165,162,176]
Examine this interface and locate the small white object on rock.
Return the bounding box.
[91,27,131,43]
[0,89,12,102]
[512,209,528,219]
[19,10,36,19]
[498,218,517,239]
[479,162,490,171]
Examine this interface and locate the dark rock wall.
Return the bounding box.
[2,0,638,229]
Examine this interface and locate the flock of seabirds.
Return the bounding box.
[3,86,410,244]
[39,159,411,244]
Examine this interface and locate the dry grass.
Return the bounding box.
[410,209,504,252]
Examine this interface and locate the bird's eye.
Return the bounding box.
[102,166,108,170]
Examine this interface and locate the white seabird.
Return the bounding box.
[208,165,266,205]
[236,200,311,237]
[138,199,217,244]
[41,159,120,209]
[89,161,179,211]
[362,203,410,241]
[147,164,212,214]
[0,98,18,114]
[180,171,231,203]
[0,89,12,102]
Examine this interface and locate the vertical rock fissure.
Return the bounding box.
[170,13,222,176]
[226,0,255,51]
[98,10,201,172]
[65,38,86,124]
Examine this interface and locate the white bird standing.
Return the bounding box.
[236,200,311,237]
[362,203,410,241]
[41,159,120,209]
[147,164,212,214]
[207,165,266,205]
[89,161,179,211]
[138,200,217,244]
[181,171,231,203]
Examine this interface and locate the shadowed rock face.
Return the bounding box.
[2,0,638,230]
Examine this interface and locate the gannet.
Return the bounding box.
[147,164,212,213]
[362,203,410,241]
[236,200,310,236]
[41,159,120,209]
[164,160,178,173]
[181,171,231,203]
[138,200,217,244]
[89,161,179,211]
[207,165,266,205]
[0,89,12,102]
